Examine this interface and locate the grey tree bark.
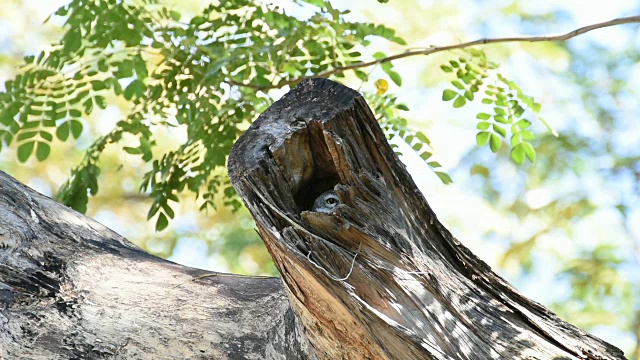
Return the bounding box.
[0,77,626,360]
[0,170,309,359]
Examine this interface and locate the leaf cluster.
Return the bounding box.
[0,0,550,230]
[0,0,410,230]
[440,49,552,164]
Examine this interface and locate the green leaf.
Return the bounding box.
[476,113,491,120]
[489,133,501,153]
[420,151,432,160]
[464,90,474,101]
[56,122,70,141]
[17,141,35,162]
[532,102,542,113]
[510,133,522,147]
[17,131,38,141]
[442,89,457,101]
[388,71,402,86]
[440,65,453,73]
[521,130,535,141]
[492,124,506,137]
[372,51,387,60]
[1,102,20,125]
[453,95,466,108]
[435,171,453,184]
[391,36,407,45]
[124,79,147,100]
[114,60,134,79]
[511,143,525,164]
[63,28,82,53]
[476,132,490,146]
[35,141,50,161]
[494,115,508,124]
[92,80,106,91]
[516,119,531,129]
[415,131,430,145]
[451,80,464,90]
[83,98,94,115]
[476,122,490,130]
[133,54,148,80]
[190,16,206,26]
[95,96,107,109]
[514,106,525,117]
[522,141,536,162]
[427,161,442,168]
[156,212,169,231]
[39,131,53,142]
[354,70,368,81]
[98,59,109,72]
[70,119,83,139]
[124,146,142,155]
[169,10,181,21]
[162,202,175,219]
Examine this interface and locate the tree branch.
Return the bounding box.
[318,15,640,77]
[233,15,640,91]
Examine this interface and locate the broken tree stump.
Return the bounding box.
[228,78,625,359]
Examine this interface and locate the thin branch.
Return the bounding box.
[318,15,640,77]
[233,15,640,91]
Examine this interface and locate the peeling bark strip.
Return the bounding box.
[228,78,625,360]
[0,170,310,359]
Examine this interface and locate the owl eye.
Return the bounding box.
[325,197,338,206]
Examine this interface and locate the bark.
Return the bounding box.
[228,78,626,360]
[0,171,310,359]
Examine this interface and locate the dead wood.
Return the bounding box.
[228,78,626,360]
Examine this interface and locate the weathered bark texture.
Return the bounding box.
[228,78,626,360]
[0,171,310,359]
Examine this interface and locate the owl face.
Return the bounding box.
[311,190,341,214]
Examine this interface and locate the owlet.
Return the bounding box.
[311,190,341,214]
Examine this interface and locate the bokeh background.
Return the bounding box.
[1,0,639,356]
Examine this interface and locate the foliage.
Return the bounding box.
[366,91,452,184]
[0,0,545,230]
[439,49,554,164]
[554,245,633,329]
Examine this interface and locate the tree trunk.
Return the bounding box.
[227,78,626,360]
[0,171,310,359]
[0,77,626,360]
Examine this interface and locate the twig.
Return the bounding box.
[318,16,640,77]
[307,242,362,282]
[231,15,640,91]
